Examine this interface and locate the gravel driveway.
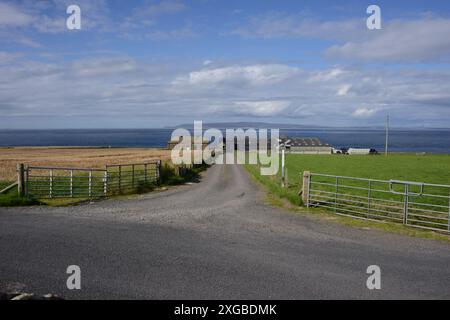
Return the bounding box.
[0,164,449,299]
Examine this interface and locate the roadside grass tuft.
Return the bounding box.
[0,184,40,207]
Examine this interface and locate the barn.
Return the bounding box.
[280,137,332,154]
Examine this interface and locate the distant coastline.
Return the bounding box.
[1,127,450,153]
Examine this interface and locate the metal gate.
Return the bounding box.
[306,173,450,233]
[26,166,108,199]
[24,161,161,199]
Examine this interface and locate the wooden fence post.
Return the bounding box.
[17,163,25,197]
[24,165,29,196]
[302,171,311,207]
[157,160,161,184]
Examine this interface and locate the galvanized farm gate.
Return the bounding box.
[18,161,161,199]
[302,171,450,233]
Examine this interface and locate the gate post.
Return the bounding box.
[302,171,311,207]
[157,160,162,185]
[403,184,409,225]
[24,165,29,196]
[17,163,25,197]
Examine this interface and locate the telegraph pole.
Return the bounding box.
[385,114,389,156]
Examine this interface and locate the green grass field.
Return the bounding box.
[245,153,450,237]
[245,153,450,206]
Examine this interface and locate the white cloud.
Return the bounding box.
[1,57,450,127]
[308,68,345,82]
[231,12,364,41]
[33,15,66,34]
[337,84,351,96]
[0,2,34,27]
[327,18,450,62]
[232,12,450,63]
[145,25,196,40]
[352,107,378,118]
[231,100,290,116]
[177,64,300,87]
[0,51,21,64]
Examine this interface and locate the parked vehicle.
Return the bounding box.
[332,147,349,155]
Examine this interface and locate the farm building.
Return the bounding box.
[347,148,378,155]
[280,137,332,154]
[167,136,210,150]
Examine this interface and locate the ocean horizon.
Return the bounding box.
[1,127,450,154]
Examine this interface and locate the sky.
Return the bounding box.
[1,0,450,129]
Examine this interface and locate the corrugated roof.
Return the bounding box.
[280,137,330,147]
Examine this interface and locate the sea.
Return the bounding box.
[0,128,449,154]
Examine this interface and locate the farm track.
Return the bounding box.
[0,164,449,299]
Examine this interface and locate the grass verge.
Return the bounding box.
[0,184,40,207]
[244,156,450,243]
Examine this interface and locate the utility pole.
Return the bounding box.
[281,147,285,187]
[385,114,389,156]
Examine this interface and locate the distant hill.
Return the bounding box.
[165,122,327,129]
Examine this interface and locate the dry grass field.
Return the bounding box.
[0,147,171,182]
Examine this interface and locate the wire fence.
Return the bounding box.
[305,172,450,233]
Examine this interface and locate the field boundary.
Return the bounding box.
[303,171,450,233]
[18,161,161,199]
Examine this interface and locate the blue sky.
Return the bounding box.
[1,0,450,128]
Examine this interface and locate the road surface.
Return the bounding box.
[0,165,449,299]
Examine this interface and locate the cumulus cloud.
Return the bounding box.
[1,56,450,128]
[175,64,300,87]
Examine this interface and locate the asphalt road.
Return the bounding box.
[0,165,449,299]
